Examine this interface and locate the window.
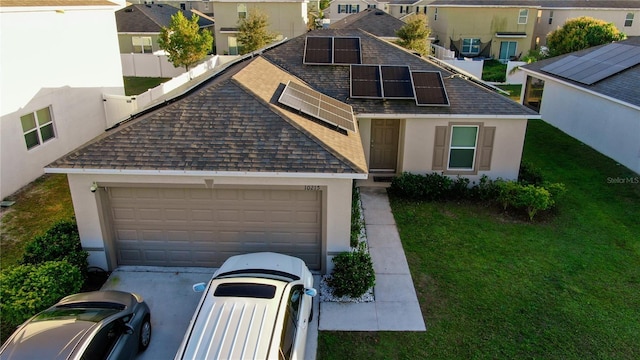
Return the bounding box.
[448,126,478,170]
[237,3,247,19]
[536,10,542,23]
[625,13,634,27]
[228,36,238,55]
[279,285,302,360]
[499,41,517,61]
[21,107,55,150]
[338,4,358,13]
[434,8,438,20]
[461,38,481,55]
[548,11,553,25]
[424,6,427,14]
[518,9,528,24]
[367,4,376,9]
[132,36,152,53]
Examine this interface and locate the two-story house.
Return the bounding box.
[211,0,309,55]
[427,0,537,61]
[0,0,125,200]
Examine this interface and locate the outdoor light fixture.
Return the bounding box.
[90,182,98,193]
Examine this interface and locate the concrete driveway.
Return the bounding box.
[101,266,319,360]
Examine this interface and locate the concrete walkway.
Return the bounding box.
[318,186,426,331]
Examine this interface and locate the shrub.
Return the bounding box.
[327,249,375,298]
[21,219,88,275]
[389,172,426,199]
[515,184,553,221]
[351,186,364,248]
[519,162,545,186]
[474,175,501,201]
[423,172,452,200]
[0,261,83,332]
[496,180,521,210]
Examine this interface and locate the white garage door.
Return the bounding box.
[108,187,322,270]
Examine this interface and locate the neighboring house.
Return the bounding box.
[210,0,309,55]
[0,0,125,200]
[330,8,405,40]
[519,37,640,175]
[127,0,215,16]
[428,0,537,61]
[427,0,640,61]
[45,28,538,273]
[115,4,214,55]
[327,0,389,24]
[387,0,430,20]
[532,1,640,49]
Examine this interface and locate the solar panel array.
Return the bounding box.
[541,43,640,85]
[411,71,450,106]
[278,81,356,132]
[304,36,362,65]
[350,65,450,106]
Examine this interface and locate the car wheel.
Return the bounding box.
[139,315,151,352]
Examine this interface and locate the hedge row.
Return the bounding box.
[389,164,565,221]
[1,219,87,338]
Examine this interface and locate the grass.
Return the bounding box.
[482,59,507,82]
[496,84,522,101]
[0,174,74,271]
[318,120,640,359]
[123,76,171,96]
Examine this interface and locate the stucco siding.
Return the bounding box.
[539,81,640,175]
[1,6,124,199]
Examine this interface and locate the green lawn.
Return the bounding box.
[123,76,171,96]
[318,120,640,359]
[482,59,507,82]
[496,84,522,101]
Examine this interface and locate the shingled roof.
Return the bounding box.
[521,37,640,108]
[115,4,213,33]
[262,29,538,117]
[330,8,405,38]
[48,28,538,174]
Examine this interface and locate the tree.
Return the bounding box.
[237,9,277,55]
[546,16,626,57]
[396,14,430,56]
[158,12,213,72]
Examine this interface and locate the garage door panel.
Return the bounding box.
[110,188,322,269]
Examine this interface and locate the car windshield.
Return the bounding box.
[32,305,122,323]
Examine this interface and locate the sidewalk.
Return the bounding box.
[318,186,426,331]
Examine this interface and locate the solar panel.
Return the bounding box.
[278,81,356,132]
[541,43,640,85]
[350,65,382,98]
[334,37,361,64]
[411,71,450,107]
[304,37,332,65]
[381,65,414,98]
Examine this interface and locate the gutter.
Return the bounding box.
[44,168,368,179]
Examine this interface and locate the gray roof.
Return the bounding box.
[330,8,405,38]
[429,0,640,8]
[389,0,421,5]
[116,4,213,33]
[263,29,539,116]
[521,37,640,108]
[48,29,537,174]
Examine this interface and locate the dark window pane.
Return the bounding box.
[449,149,475,168]
[24,131,40,149]
[40,124,55,142]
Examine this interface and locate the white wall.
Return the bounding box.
[0,5,124,199]
[539,81,640,175]
[64,173,354,273]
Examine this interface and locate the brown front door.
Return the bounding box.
[370,119,399,171]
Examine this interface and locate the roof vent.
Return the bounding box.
[375,11,384,15]
[125,8,133,12]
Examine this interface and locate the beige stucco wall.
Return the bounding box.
[213,1,308,55]
[0,5,124,199]
[534,8,640,47]
[428,6,536,59]
[64,173,354,274]
[358,117,528,182]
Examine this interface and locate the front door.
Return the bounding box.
[369,119,399,172]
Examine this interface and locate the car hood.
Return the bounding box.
[0,320,95,360]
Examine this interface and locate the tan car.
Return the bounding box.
[174,252,317,360]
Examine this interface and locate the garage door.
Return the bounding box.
[108,187,322,270]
